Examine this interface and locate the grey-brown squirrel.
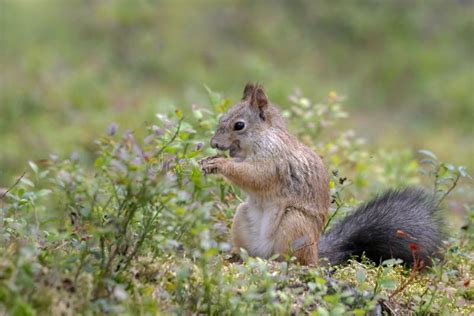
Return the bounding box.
[199,83,442,266]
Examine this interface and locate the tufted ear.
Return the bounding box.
[252,86,268,109]
[242,83,255,101]
[250,85,269,120]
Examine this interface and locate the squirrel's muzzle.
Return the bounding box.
[210,137,220,149]
[210,137,241,158]
[210,136,230,151]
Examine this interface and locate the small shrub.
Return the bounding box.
[0,89,471,314]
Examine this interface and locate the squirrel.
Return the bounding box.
[199,83,442,266]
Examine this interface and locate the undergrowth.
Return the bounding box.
[1,90,472,315]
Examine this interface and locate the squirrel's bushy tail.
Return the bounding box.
[319,188,443,266]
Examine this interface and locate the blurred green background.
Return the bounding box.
[1,0,473,185]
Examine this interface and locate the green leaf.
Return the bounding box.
[315,307,329,316]
[418,149,438,161]
[28,161,38,174]
[186,151,200,159]
[20,178,34,188]
[204,85,222,106]
[193,109,203,120]
[330,306,346,316]
[204,248,218,257]
[381,258,403,266]
[380,278,397,290]
[356,268,366,283]
[37,189,52,197]
[175,207,186,216]
[94,157,105,168]
[11,299,36,316]
[315,277,327,285]
[353,309,368,316]
[323,294,339,303]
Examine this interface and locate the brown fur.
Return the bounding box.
[200,83,329,265]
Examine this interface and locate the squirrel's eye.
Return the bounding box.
[234,121,245,131]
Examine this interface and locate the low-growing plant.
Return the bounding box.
[0,88,471,315]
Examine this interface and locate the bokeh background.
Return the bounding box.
[1,0,473,185]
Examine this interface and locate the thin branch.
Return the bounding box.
[323,199,344,232]
[0,172,26,200]
[436,173,460,208]
[155,117,183,157]
[123,203,165,269]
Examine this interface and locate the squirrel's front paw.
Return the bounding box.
[199,155,226,175]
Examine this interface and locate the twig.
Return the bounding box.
[323,202,343,232]
[123,203,165,269]
[388,267,419,300]
[389,249,424,300]
[156,117,183,157]
[435,173,460,208]
[0,172,26,200]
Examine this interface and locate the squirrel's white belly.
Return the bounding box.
[243,199,280,258]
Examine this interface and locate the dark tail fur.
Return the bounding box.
[319,188,443,266]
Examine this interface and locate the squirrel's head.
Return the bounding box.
[210,83,284,159]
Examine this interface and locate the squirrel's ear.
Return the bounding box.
[242,83,255,101]
[250,85,269,120]
[252,86,268,109]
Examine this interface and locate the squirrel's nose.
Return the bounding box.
[210,138,219,149]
